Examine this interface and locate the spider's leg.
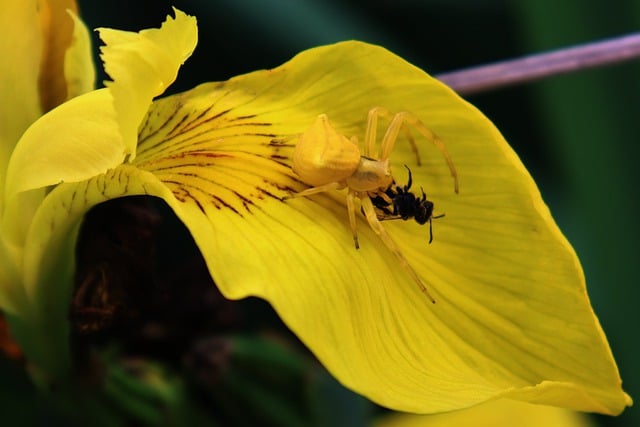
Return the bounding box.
[346,190,360,249]
[373,190,393,205]
[401,126,421,166]
[283,182,342,199]
[369,108,410,165]
[360,196,436,303]
[363,107,381,158]
[383,111,459,194]
[366,107,396,162]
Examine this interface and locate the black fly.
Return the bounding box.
[370,166,444,243]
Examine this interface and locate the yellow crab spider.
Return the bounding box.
[285,107,459,303]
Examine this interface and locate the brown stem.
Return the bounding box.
[435,33,640,95]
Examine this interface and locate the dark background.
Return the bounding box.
[11,1,640,425]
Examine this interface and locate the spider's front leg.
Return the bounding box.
[346,190,360,249]
[282,182,343,200]
[365,107,421,165]
[284,182,362,249]
[360,196,436,303]
[377,109,459,194]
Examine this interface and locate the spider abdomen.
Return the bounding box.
[292,114,360,186]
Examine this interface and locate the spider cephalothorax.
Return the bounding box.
[285,107,458,302]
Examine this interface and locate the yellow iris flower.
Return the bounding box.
[0,3,631,415]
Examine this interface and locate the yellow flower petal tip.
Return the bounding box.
[129,40,630,415]
[97,8,198,158]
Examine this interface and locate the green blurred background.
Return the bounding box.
[2,0,638,425]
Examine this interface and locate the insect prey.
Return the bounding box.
[371,165,444,244]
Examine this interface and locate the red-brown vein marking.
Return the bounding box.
[134,94,303,217]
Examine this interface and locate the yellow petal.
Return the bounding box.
[63,10,96,99]
[131,41,630,414]
[0,0,43,201]
[4,8,195,199]
[97,8,197,159]
[5,89,124,200]
[0,1,92,214]
[37,0,80,112]
[2,89,123,250]
[375,399,595,427]
[3,8,195,238]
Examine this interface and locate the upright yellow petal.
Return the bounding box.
[0,0,42,202]
[37,0,79,112]
[3,8,197,240]
[0,1,93,217]
[130,41,630,414]
[63,11,96,99]
[97,8,197,159]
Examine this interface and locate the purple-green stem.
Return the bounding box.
[435,32,640,96]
